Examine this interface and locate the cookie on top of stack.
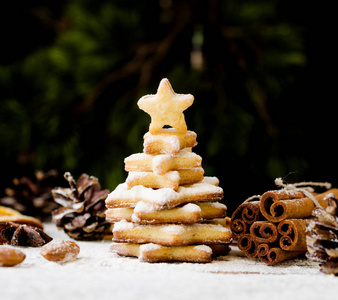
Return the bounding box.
[106,78,232,263]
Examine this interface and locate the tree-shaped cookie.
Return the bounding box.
[106,78,232,263]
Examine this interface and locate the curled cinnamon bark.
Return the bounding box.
[250,221,279,243]
[256,243,271,264]
[230,201,261,237]
[257,243,304,265]
[237,234,259,258]
[278,219,308,251]
[260,189,338,222]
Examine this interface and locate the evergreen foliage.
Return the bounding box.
[0,0,333,213]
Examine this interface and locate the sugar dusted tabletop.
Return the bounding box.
[1,222,337,300]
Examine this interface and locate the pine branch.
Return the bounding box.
[77,4,192,115]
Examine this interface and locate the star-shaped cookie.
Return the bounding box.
[137,78,194,134]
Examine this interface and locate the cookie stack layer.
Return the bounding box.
[105,79,232,263]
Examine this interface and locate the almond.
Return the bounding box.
[40,240,80,263]
[0,247,26,266]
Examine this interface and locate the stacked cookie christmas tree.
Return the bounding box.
[105,78,232,263]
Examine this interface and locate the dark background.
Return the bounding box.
[0,0,335,214]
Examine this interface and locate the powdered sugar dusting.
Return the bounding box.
[106,183,178,206]
[134,201,158,213]
[208,202,227,210]
[124,153,148,163]
[126,171,148,182]
[106,177,223,209]
[177,179,222,196]
[143,132,181,153]
[181,203,202,213]
[140,243,162,252]
[324,192,335,201]
[165,171,180,181]
[113,220,135,231]
[201,176,219,186]
[161,224,186,234]
[152,154,171,167]
[194,245,213,254]
[1,223,336,300]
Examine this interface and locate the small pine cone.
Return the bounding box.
[306,193,338,275]
[52,172,110,240]
[0,170,61,220]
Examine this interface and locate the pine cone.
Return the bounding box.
[306,193,338,275]
[52,172,110,240]
[0,170,61,220]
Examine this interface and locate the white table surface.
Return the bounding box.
[1,223,338,300]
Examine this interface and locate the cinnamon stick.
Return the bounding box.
[237,234,259,258]
[230,201,261,237]
[256,243,272,264]
[260,189,338,222]
[257,243,304,265]
[278,219,308,251]
[250,221,279,243]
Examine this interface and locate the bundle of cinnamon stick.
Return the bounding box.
[231,186,338,265]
